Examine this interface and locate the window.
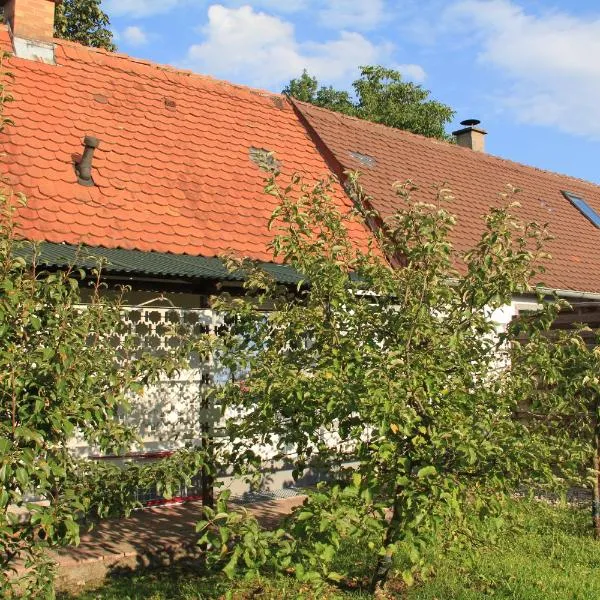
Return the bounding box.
[562,190,600,228]
[349,151,376,168]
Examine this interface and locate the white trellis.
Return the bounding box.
[120,305,224,450]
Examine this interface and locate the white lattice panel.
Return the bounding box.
[120,306,223,449]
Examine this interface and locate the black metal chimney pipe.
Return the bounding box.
[77,136,100,186]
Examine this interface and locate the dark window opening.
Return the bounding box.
[562,191,600,228]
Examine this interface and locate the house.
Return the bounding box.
[2,0,599,500]
[293,100,600,330]
[295,101,600,297]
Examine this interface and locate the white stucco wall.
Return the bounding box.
[490,297,541,332]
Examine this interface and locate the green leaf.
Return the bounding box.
[296,511,313,521]
[14,427,44,445]
[417,466,437,479]
[195,520,209,532]
[222,549,241,579]
[402,570,415,586]
[29,314,41,330]
[0,438,10,454]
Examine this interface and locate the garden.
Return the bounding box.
[3,141,600,597]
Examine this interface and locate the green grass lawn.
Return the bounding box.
[408,499,600,600]
[63,498,600,600]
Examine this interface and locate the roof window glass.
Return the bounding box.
[562,191,600,228]
[349,151,376,168]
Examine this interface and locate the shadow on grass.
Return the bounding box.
[57,560,228,600]
[57,559,375,600]
[56,531,378,600]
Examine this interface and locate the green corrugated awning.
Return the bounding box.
[19,242,303,285]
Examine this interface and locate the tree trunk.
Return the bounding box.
[370,485,403,593]
[199,420,214,566]
[201,421,214,509]
[593,401,600,538]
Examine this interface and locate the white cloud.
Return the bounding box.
[122,25,148,46]
[318,0,385,31]
[397,63,426,82]
[185,4,395,88]
[445,0,600,139]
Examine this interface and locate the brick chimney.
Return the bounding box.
[452,119,487,153]
[1,0,60,63]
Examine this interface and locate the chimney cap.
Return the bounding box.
[452,118,487,137]
[460,118,481,128]
[84,135,100,149]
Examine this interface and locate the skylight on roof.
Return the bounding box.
[562,191,600,228]
[349,151,376,168]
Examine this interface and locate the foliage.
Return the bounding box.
[283,66,455,140]
[54,0,116,51]
[197,483,381,590]
[62,499,599,599]
[509,321,600,535]
[197,490,280,581]
[0,188,213,597]
[200,165,589,593]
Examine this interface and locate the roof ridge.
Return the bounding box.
[293,99,600,191]
[291,98,457,149]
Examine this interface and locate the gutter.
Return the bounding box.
[444,277,600,303]
[538,287,600,302]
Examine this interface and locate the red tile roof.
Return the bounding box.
[0,29,372,263]
[295,100,600,294]
[2,26,600,295]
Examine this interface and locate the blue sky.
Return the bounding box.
[105,0,600,184]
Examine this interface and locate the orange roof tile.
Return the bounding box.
[294,100,600,294]
[0,28,372,264]
[3,26,600,295]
